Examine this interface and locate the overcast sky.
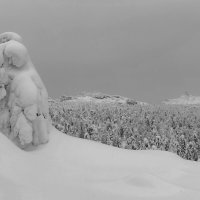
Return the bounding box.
[0,0,200,103]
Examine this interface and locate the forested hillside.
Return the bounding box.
[49,94,200,161]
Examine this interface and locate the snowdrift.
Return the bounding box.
[0,129,200,200]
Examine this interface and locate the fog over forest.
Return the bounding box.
[1,0,200,103]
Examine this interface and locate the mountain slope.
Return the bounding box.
[58,92,149,105]
[163,92,200,105]
[0,128,200,200]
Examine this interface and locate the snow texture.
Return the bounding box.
[0,128,200,200]
[0,32,50,148]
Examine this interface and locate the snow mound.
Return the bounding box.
[0,129,200,200]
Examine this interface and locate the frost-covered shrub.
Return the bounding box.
[59,95,73,102]
[185,142,198,161]
[92,93,110,99]
[177,134,186,159]
[101,133,108,144]
[126,99,137,106]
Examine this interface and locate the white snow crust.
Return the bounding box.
[0,128,200,200]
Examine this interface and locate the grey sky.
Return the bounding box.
[0,0,200,103]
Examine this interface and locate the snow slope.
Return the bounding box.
[0,128,200,200]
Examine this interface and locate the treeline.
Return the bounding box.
[49,98,200,161]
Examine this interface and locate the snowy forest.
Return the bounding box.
[49,94,200,161]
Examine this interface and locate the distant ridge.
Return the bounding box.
[54,92,149,106]
[163,92,200,105]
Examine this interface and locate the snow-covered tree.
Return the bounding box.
[0,32,51,148]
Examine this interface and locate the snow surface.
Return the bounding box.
[0,128,200,200]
